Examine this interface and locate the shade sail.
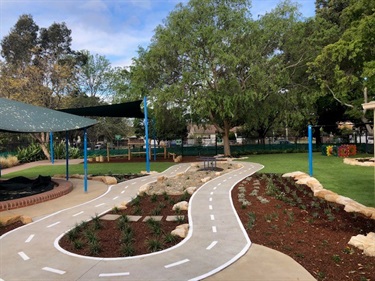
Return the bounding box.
[59,100,145,118]
[0,98,97,133]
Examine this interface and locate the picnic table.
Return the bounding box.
[197,156,217,170]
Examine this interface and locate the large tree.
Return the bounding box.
[128,0,301,156]
[308,0,375,135]
[0,14,86,158]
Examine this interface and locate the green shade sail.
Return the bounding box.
[59,100,145,118]
[0,98,97,133]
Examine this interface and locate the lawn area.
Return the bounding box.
[242,152,375,207]
[1,162,175,179]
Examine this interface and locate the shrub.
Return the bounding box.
[0,155,19,168]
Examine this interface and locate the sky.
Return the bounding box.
[0,0,316,68]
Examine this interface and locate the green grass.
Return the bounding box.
[2,153,374,207]
[1,162,175,179]
[241,153,375,207]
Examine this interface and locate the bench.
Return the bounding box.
[197,157,217,170]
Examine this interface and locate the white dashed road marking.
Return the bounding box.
[212,226,217,233]
[47,221,60,228]
[209,205,213,210]
[210,215,215,220]
[165,259,190,268]
[25,234,34,243]
[95,203,105,207]
[73,211,84,217]
[99,272,130,277]
[206,241,218,250]
[18,251,30,261]
[113,196,119,200]
[42,267,66,275]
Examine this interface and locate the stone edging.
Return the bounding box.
[343,158,375,166]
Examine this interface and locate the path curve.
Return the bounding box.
[0,162,263,281]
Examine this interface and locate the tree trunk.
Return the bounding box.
[31,132,51,160]
[223,121,231,157]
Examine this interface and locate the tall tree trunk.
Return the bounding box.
[31,132,51,160]
[223,121,231,157]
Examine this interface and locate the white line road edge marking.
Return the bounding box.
[165,258,190,268]
[42,267,66,275]
[206,241,218,250]
[210,215,215,220]
[209,205,213,210]
[18,251,30,261]
[113,196,119,200]
[212,226,217,233]
[73,211,84,217]
[95,203,105,207]
[47,221,60,228]
[99,272,130,277]
[25,234,34,243]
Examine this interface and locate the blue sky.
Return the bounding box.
[0,0,315,67]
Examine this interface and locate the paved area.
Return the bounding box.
[0,160,316,281]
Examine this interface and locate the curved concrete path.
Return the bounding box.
[0,161,316,281]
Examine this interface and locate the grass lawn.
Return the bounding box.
[241,153,375,207]
[2,153,374,207]
[1,162,175,179]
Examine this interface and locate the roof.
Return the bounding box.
[0,98,97,133]
[59,100,144,118]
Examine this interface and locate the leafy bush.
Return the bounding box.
[16,143,45,163]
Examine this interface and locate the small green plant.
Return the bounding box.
[146,218,162,236]
[130,196,141,207]
[179,191,190,201]
[67,228,79,241]
[84,229,98,244]
[175,215,185,223]
[151,207,162,216]
[72,239,84,250]
[174,206,181,215]
[146,238,163,252]
[112,206,120,214]
[164,233,178,243]
[246,212,256,230]
[91,214,102,230]
[89,240,101,255]
[332,254,341,263]
[133,206,142,215]
[316,271,326,280]
[121,244,135,256]
[150,194,158,203]
[162,191,170,201]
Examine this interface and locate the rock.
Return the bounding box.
[157,176,167,183]
[282,171,307,179]
[173,201,189,211]
[138,184,150,196]
[174,155,182,163]
[20,216,33,224]
[91,176,117,185]
[0,215,21,226]
[171,223,189,238]
[201,177,212,183]
[102,176,117,185]
[314,189,336,199]
[186,186,197,195]
[215,172,221,176]
[348,232,375,257]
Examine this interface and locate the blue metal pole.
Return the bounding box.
[84,128,88,193]
[50,132,54,164]
[153,118,156,161]
[308,125,313,176]
[65,131,69,180]
[144,96,150,173]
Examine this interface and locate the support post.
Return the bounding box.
[84,128,88,193]
[50,132,54,164]
[308,125,313,176]
[144,96,150,173]
[65,131,69,180]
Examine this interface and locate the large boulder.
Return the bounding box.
[173,201,189,211]
[348,232,375,257]
[171,224,189,238]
